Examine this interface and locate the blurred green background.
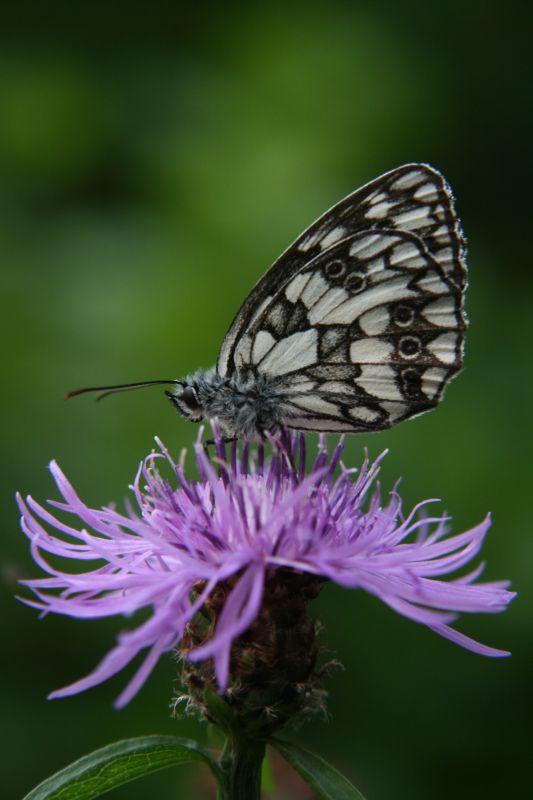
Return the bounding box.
[1,1,531,797]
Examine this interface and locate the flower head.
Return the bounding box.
[18,428,514,709]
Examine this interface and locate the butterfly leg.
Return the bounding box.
[205,436,237,446]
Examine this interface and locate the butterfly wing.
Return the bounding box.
[217,164,467,432]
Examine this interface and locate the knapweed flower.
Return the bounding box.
[17,428,514,715]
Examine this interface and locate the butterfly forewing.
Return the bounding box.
[216,164,467,433]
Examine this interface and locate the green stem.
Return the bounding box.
[217,734,266,800]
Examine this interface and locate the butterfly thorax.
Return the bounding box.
[168,367,286,439]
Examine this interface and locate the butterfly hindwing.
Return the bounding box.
[231,230,464,431]
[216,164,467,433]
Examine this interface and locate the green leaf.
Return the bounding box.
[269,738,367,800]
[260,749,275,795]
[23,735,222,800]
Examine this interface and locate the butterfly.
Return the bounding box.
[68,164,467,440]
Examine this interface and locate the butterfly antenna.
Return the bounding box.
[65,380,181,402]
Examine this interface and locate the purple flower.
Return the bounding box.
[17,428,514,708]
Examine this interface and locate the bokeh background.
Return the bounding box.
[2,2,531,798]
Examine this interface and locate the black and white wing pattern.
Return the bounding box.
[217,164,467,432]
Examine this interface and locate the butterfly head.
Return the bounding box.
[65,369,223,427]
[165,382,205,422]
[65,377,206,423]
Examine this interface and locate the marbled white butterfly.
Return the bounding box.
[68,164,467,440]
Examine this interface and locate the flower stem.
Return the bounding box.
[217,734,265,800]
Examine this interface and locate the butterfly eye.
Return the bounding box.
[399,336,422,358]
[344,273,367,293]
[401,367,422,396]
[181,386,200,411]
[394,304,415,327]
[325,259,346,280]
